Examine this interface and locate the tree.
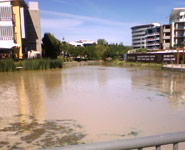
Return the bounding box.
[97,39,108,45]
[42,33,61,59]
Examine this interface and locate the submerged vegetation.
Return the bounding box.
[0,115,86,150]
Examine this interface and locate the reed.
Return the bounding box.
[22,59,63,70]
[0,59,16,72]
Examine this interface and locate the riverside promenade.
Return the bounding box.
[162,64,185,72]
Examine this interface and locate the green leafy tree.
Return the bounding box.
[42,33,61,59]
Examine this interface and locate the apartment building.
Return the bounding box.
[170,8,185,49]
[146,25,160,51]
[160,24,172,50]
[131,23,160,50]
[0,0,41,59]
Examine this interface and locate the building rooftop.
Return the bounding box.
[169,8,185,18]
[131,23,160,29]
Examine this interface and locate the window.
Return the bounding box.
[0,26,14,40]
[0,6,13,21]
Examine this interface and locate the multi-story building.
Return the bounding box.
[160,24,172,50]
[146,25,160,51]
[169,8,185,49]
[131,23,160,50]
[0,0,41,59]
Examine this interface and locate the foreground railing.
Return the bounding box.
[45,131,185,150]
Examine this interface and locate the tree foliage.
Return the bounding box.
[42,33,131,60]
[42,33,61,59]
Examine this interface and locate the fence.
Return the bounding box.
[46,131,185,150]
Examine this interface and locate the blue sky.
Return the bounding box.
[26,0,185,45]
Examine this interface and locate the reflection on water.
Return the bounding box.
[0,65,185,149]
[130,69,185,110]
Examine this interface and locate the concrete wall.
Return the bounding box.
[25,2,41,54]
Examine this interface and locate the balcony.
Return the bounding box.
[163,29,170,32]
[146,43,160,46]
[175,34,185,38]
[146,38,160,41]
[163,36,170,40]
[145,33,160,37]
[132,32,146,36]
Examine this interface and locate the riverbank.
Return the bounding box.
[104,59,163,69]
[0,58,174,72]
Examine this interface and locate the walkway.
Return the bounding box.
[162,64,185,72]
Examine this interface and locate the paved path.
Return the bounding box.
[162,64,185,72]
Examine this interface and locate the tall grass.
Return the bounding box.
[22,59,63,70]
[0,59,16,72]
[0,58,63,72]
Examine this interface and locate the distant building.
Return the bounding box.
[146,25,160,51]
[68,40,96,47]
[160,24,172,50]
[0,0,41,59]
[131,23,160,50]
[169,8,185,49]
[131,8,185,51]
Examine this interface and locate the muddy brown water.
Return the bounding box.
[0,64,185,150]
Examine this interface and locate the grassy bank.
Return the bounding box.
[108,59,162,69]
[123,61,162,68]
[0,58,63,72]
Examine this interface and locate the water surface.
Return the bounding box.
[0,64,185,149]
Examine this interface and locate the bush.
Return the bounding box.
[22,59,63,70]
[0,59,16,72]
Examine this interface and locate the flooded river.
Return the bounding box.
[0,63,185,150]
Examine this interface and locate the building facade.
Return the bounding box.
[131,23,160,50]
[160,24,172,50]
[170,8,185,49]
[146,25,160,51]
[0,0,41,59]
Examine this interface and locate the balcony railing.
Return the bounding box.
[46,131,185,150]
[163,29,171,32]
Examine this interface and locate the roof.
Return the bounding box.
[131,23,160,29]
[0,41,19,49]
[0,0,28,7]
[169,8,185,18]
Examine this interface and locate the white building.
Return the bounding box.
[0,1,17,51]
[169,8,185,48]
[68,40,95,47]
[146,25,160,51]
[131,23,160,50]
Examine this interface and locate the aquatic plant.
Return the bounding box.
[22,58,63,70]
[0,115,86,150]
[0,59,16,72]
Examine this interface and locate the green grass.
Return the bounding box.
[0,58,63,72]
[22,59,63,70]
[123,61,162,68]
[0,59,16,72]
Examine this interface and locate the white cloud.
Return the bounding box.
[51,0,69,4]
[41,10,137,26]
[40,10,140,45]
[41,18,83,29]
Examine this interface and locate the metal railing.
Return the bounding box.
[46,131,185,150]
